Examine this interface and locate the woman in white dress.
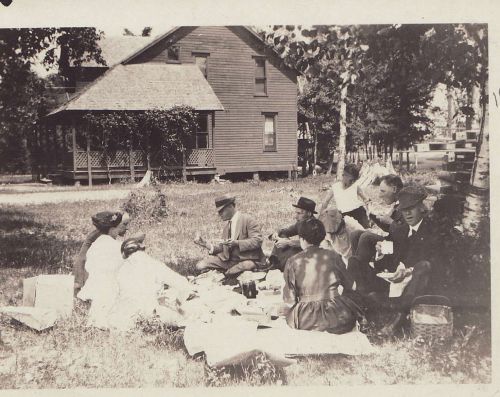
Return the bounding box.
[319,163,371,228]
[107,236,196,331]
[77,211,128,329]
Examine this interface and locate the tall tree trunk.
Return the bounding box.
[446,85,454,139]
[312,122,318,169]
[336,84,348,180]
[463,81,489,236]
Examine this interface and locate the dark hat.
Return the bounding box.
[121,233,146,259]
[292,197,317,214]
[215,194,236,212]
[398,186,427,210]
[91,211,122,230]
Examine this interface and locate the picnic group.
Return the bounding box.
[73,163,446,338]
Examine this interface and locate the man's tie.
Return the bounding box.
[228,220,232,240]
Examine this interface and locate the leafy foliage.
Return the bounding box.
[82,106,198,175]
[0,28,104,173]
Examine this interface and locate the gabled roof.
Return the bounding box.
[78,35,159,68]
[121,26,300,76]
[49,64,224,114]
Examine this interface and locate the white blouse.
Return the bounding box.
[331,181,364,213]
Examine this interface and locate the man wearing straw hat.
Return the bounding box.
[195,194,264,277]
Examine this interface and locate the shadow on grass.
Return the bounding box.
[0,207,80,271]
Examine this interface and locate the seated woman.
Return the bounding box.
[107,235,196,331]
[73,211,130,292]
[77,211,128,329]
[319,163,370,228]
[283,218,365,334]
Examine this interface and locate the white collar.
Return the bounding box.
[230,211,240,223]
[408,218,423,236]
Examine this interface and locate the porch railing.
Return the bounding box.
[72,148,214,169]
[186,148,214,167]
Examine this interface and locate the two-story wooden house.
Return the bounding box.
[46,26,298,182]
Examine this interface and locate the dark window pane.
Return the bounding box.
[197,133,208,149]
[197,114,208,133]
[167,46,179,61]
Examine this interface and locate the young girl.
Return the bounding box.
[319,163,370,228]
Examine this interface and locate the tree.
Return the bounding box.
[0,28,104,174]
[83,107,198,180]
[267,25,369,178]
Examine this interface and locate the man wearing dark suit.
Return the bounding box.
[368,186,437,335]
[195,194,264,277]
[267,197,317,271]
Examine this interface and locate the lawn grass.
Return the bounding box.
[0,174,491,388]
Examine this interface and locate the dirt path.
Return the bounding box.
[0,189,130,205]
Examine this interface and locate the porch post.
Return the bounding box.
[71,122,77,175]
[129,137,135,181]
[182,148,187,182]
[86,134,93,187]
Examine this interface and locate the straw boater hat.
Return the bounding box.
[215,194,236,212]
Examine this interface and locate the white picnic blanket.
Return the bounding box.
[183,314,376,368]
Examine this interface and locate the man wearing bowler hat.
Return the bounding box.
[195,194,264,276]
[267,197,317,271]
[364,185,438,336]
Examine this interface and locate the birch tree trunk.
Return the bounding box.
[336,84,348,180]
[446,85,454,138]
[463,81,489,236]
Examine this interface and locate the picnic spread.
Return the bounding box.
[182,270,376,367]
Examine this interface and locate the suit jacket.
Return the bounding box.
[387,216,437,272]
[211,212,264,263]
[369,206,404,233]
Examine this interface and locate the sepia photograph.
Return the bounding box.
[0,0,496,393]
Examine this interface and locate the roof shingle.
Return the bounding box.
[50,64,224,114]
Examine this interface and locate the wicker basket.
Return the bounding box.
[410,295,453,340]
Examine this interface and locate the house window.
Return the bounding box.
[263,113,277,152]
[254,57,267,95]
[166,45,180,62]
[193,52,209,78]
[196,114,209,149]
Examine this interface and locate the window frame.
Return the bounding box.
[262,112,278,152]
[192,51,210,79]
[195,113,210,149]
[253,56,268,97]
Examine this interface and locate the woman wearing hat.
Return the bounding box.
[77,211,129,329]
[319,163,370,228]
[73,211,130,292]
[283,218,365,334]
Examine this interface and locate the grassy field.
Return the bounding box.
[0,174,491,388]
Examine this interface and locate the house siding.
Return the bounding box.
[130,26,298,174]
